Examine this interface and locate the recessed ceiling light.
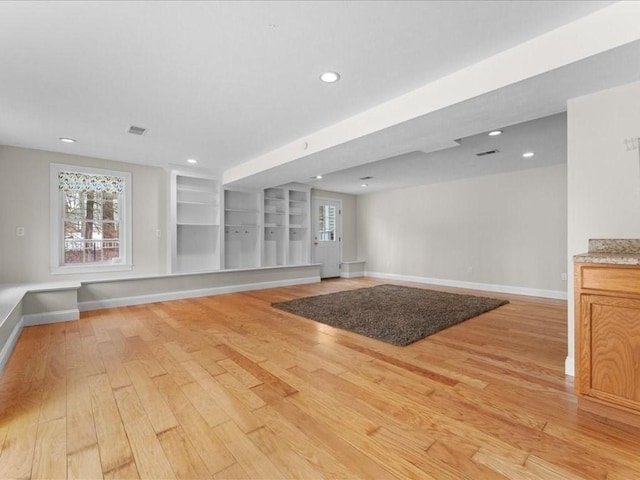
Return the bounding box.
[187,159,197,164]
[59,137,76,143]
[320,71,340,83]
[522,152,535,158]
[488,130,503,136]
[361,183,368,188]
[314,175,323,180]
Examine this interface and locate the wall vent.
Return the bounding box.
[475,149,499,157]
[128,125,148,136]
[359,176,374,180]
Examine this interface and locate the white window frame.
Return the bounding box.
[50,163,133,274]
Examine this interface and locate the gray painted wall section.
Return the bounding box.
[357,164,568,293]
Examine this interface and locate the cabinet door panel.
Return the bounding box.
[585,295,640,410]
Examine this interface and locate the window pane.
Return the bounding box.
[103,224,120,261]
[318,205,335,241]
[103,192,119,221]
[64,192,84,220]
[64,221,85,263]
[62,187,121,264]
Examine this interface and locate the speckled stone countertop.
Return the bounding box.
[574,239,640,265]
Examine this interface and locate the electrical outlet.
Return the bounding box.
[16,227,25,237]
[561,273,567,281]
[156,229,162,237]
[467,266,473,273]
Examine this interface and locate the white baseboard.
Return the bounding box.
[340,272,364,278]
[79,276,320,311]
[0,317,24,375]
[23,309,80,327]
[365,271,567,300]
[565,356,575,377]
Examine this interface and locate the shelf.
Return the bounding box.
[289,199,307,204]
[177,200,217,206]
[176,184,217,192]
[289,224,307,229]
[225,208,259,213]
[264,196,285,201]
[177,222,219,227]
[225,224,258,228]
[264,223,284,228]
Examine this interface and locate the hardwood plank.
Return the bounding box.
[154,373,236,475]
[103,460,140,480]
[426,440,508,480]
[112,385,176,479]
[247,424,329,479]
[217,344,297,397]
[472,448,544,480]
[191,348,227,377]
[67,444,104,480]
[271,398,401,479]
[182,359,263,433]
[213,420,285,480]
[147,342,193,386]
[180,381,230,427]
[215,372,266,411]
[253,405,356,479]
[124,360,178,434]
[89,374,133,473]
[218,358,262,388]
[99,341,132,390]
[66,375,98,454]
[158,426,212,480]
[212,462,250,480]
[0,380,43,479]
[32,417,67,480]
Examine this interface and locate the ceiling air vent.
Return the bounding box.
[360,176,374,180]
[128,125,148,136]
[475,149,499,157]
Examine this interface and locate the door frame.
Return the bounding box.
[311,196,343,277]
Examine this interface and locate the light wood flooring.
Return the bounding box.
[1,278,639,479]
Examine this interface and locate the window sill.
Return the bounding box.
[50,263,133,275]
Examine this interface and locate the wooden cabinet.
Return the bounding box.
[575,263,640,426]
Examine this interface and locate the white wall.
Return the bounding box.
[357,164,568,295]
[312,189,358,262]
[566,80,640,375]
[0,145,167,283]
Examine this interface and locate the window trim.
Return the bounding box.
[50,163,133,275]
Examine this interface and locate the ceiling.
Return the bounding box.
[0,1,637,195]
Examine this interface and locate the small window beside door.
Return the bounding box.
[318,205,336,241]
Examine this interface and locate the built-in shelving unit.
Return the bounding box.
[223,189,261,269]
[263,187,287,267]
[170,171,221,272]
[170,176,310,272]
[287,186,310,265]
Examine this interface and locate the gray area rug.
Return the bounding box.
[271,284,509,346]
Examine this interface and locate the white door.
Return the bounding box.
[312,197,341,278]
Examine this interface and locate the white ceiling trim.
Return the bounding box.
[223,1,640,186]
